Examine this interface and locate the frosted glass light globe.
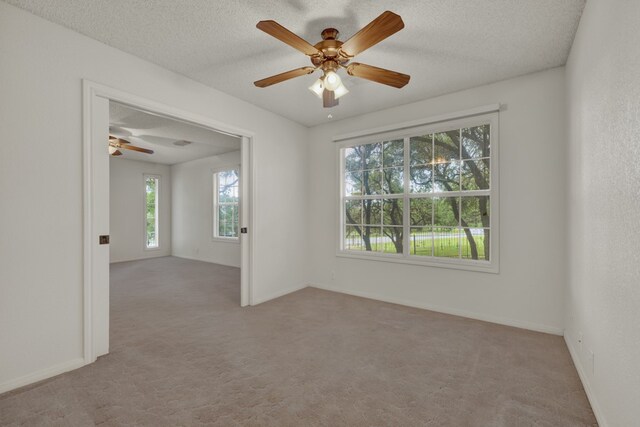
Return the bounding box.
[324,71,342,91]
[308,78,324,98]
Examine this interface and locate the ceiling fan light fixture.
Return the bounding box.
[334,81,349,99]
[323,71,341,91]
[308,77,324,98]
[108,145,118,155]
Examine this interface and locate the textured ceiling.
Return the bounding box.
[7,0,585,127]
[109,102,240,165]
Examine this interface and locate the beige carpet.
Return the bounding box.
[0,256,596,426]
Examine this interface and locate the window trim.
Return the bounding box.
[212,165,241,243]
[143,174,161,251]
[335,111,499,273]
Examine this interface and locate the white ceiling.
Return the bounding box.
[6,0,585,127]
[109,102,240,165]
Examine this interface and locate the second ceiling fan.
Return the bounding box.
[108,135,154,157]
[254,11,410,108]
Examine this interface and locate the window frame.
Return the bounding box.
[143,174,161,251]
[212,166,241,243]
[336,112,499,273]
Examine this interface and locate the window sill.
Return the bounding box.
[336,250,499,274]
[144,246,161,251]
[212,237,240,244]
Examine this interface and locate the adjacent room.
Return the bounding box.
[1,0,638,425]
[107,102,245,363]
[108,102,243,268]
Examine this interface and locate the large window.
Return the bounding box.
[145,175,160,249]
[213,168,239,239]
[340,114,497,271]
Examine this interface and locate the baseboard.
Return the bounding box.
[171,254,240,269]
[564,335,607,427]
[251,283,308,305]
[310,283,564,336]
[110,252,171,264]
[0,357,86,395]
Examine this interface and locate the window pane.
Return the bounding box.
[434,197,459,227]
[410,227,433,256]
[382,226,403,254]
[434,161,460,192]
[362,169,382,195]
[345,146,364,171]
[461,159,490,190]
[219,204,238,238]
[345,171,362,196]
[218,205,230,236]
[434,130,460,162]
[410,198,433,226]
[410,165,433,193]
[462,125,490,159]
[461,228,490,261]
[362,199,381,225]
[383,199,403,225]
[345,200,362,225]
[145,177,159,248]
[410,135,433,166]
[461,196,490,228]
[383,167,404,194]
[215,169,239,238]
[218,170,239,202]
[363,143,382,169]
[383,139,404,167]
[433,227,460,258]
[345,226,365,251]
[362,225,382,252]
[231,205,238,236]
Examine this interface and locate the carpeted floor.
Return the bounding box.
[1,256,596,426]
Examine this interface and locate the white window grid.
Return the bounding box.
[144,174,160,250]
[338,113,498,272]
[213,169,240,240]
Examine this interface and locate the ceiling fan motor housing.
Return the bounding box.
[311,28,351,70]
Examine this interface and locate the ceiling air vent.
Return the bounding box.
[173,140,192,147]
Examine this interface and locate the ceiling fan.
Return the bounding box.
[108,135,154,157]
[254,11,410,108]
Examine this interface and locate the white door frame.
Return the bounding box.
[82,79,255,364]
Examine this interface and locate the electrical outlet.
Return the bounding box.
[330,271,335,281]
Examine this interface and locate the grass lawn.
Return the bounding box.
[346,233,488,260]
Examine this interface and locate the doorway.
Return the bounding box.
[83,80,254,364]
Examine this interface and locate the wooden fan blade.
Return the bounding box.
[340,11,404,57]
[323,89,338,108]
[111,150,123,156]
[254,66,316,88]
[109,136,130,144]
[257,20,320,56]
[346,62,410,88]
[120,144,154,154]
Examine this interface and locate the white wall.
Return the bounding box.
[308,68,567,334]
[565,1,640,425]
[0,2,308,391]
[172,151,241,267]
[110,158,172,263]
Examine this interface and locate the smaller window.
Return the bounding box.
[145,175,160,249]
[213,169,239,240]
